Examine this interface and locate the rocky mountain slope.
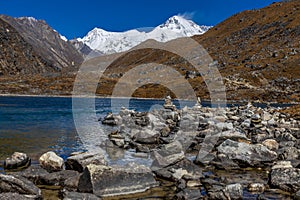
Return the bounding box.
[88,0,300,102]
[0,1,299,102]
[0,15,83,73]
[77,15,211,54]
[193,0,300,102]
[0,18,52,75]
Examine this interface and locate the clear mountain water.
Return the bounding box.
[0,96,292,164]
[0,96,195,163]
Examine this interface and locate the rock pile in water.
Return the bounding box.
[1,98,299,199]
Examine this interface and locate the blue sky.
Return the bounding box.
[0,0,279,39]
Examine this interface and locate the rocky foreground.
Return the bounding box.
[1,98,300,199]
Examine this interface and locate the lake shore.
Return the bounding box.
[1,93,299,105]
[1,97,299,199]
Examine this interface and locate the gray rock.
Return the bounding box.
[268,118,276,126]
[0,174,41,197]
[205,183,230,200]
[217,139,277,167]
[151,141,184,171]
[294,190,300,200]
[63,173,81,191]
[174,188,203,200]
[276,131,297,142]
[225,183,243,200]
[101,112,120,126]
[133,129,160,144]
[262,111,272,121]
[78,163,158,197]
[62,190,101,200]
[278,147,300,160]
[241,119,251,128]
[65,152,107,172]
[271,161,293,170]
[216,130,249,142]
[160,126,171,137]
[0,193,38,200]
[3,152,31,170]
[270,167,300,192]
[163,96,176,111]
[212,153,240,170]
[7,165,49,185]
[215,122,233,131]
[39,170,79,186]
[109,131,126,148]
[39,151,64,172]
[154,158,202,182]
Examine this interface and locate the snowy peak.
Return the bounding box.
[158,15,210,36]
[78,15,212,54]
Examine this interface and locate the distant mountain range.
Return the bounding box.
[0,1,299,102]
[75,15,212,55]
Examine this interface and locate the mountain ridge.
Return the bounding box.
[0,15,83,71]
[76,15,212,54]
[0,1,299,102]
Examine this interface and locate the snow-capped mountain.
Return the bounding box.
[77,15,212,55]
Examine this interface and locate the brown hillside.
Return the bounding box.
[0,18,52,75]
[91,1,300,102]
[193,0,300,102]
[0,1,299,102]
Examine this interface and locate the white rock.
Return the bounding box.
[39,151,64,172]
[272,161,293,170]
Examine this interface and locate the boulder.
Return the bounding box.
[39,151,64,172]
[78,163,158,197]
[225,183,243,200]
[63,173,81,191]
[151,141,185,171]
[65,152,107,172]
[174,188,203,200]
[270,165,300,192]
[217,139,277,167]
[0,174,41,197]
[8,166,78,187]
[294,190,300,200]
[154,158,202,182]
[39,170,79,186]
[62,190,101,200]
[133,129,160,144]
[262,139,279,151]
[7,165,49,185]
[271,161,293,170]
[0,193,38,200]
[3,152,31,170]
[278,147,300,160]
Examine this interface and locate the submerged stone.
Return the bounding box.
[78,163,158,197]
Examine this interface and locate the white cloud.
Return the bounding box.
[178,12,197,20]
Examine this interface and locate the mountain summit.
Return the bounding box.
[77,15,211,54]
[158,15,209,36]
